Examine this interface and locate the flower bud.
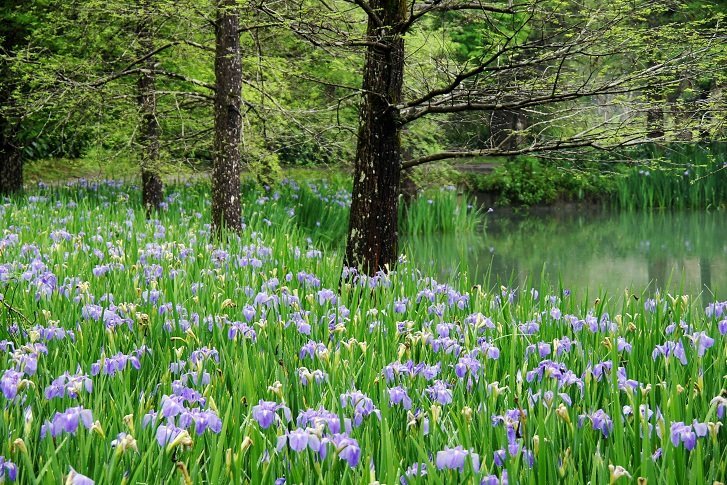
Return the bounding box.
[12,438,27,455]
[461,406,473,424]
[268,381,283,398]
[112,433,138,454]
[221,298,236,309]
[558,447,571,477]
[556,403,571,424]
[708,421,722,440]
[91,420,105,438]
[609,464,631,484]
[123,414,135,433]
[167,430,193,452]
[176,461,192,485]
[23,407,33,436]
[225,448,233,475]
[397,343,408,360]
[431,404,441,425]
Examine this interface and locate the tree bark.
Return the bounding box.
[646,103,665,140]
[137,2,164,214]
[343,0,406,275]
[0,128,23,196]
[212,0,243,235]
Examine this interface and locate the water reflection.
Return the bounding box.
[404,209,727,300]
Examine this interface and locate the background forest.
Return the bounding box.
[2,0,725,179]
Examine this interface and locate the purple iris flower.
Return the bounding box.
[242,305,256,322]
[1,369,24,399]
[480,471,508,485]
[40,406,94,438]
[476,341,500,360]
[712,396,727,419]
[644,299,657,312]
[493,448,507,467]
[298,368,326,386]
[400,463,427,484]
[555,336,575,356]
[299,341,327,360]
[328,433,361,467]
[578,409,613,438]
[190,347,219,364]
[671,422,696,450]
[179,408,222,435]
[66,468,94,485]
[155,424,187,447]
[340,390,379,426]
[0,456,17,482]
[90,351,142,376]
[388,386,412,410]
[276,428,321,453]
[616,337,632,353]
[688,332,714,357]
[454,356,481,379]
[317,289,337,305]
[705,301,727,318]
[44,371,93,400]
[526,342,551,358]
[227,321,257,341]
[652,341,688,365]
[252,400,292,429]
[425,381,453,405]
[492,409,526,428]
[518,321,539,335]
[435,446,480,472]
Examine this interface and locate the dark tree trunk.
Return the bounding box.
[0,6,24,197]
[211,0,243,235]
[646,103,665,140]
[490,110,517,151]
[0,130,23,196]
[137,3,163,214]
[343,0,406,275]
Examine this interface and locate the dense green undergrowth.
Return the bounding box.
[461,143,727,209]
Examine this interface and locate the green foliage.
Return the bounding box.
[468,158,562,206]
[245,146,283,187]
[613,143,727,210]
[399,187,483,235]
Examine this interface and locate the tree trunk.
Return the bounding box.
[343,0,406,275]
[0,129,23,196]
[137,2,164,214]
[211,0,243,235]
[646,103,665,140]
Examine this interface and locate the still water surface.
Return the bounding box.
[405,209,727,301]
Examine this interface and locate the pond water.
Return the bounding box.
[404,208,727,301]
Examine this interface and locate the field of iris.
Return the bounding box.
[0,179,725,484]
